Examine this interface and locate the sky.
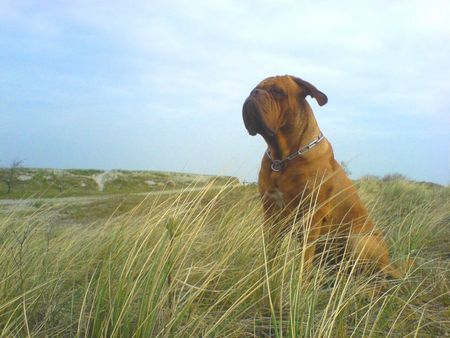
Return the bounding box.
[0,0,449,185]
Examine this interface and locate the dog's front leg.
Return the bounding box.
[300,208,329,271]
[301,226,321,272]
[261,192,288,244]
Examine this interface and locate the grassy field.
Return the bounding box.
[0,175,448,337]
[0,167,236,199]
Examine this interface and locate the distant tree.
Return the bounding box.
[340,160,352,176]
[1,159,24,193]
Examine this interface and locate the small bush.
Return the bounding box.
[382,173,408,182]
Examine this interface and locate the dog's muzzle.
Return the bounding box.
[242,98,274,137]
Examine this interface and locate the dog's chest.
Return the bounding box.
[261,168,309,209]
[265,188,285,208]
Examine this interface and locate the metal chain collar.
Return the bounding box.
[265,132,325,172]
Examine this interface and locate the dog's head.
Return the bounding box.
[242,75,327,138]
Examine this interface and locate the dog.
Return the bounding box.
[242,75,402,279]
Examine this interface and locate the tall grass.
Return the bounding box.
[0,178,448,337]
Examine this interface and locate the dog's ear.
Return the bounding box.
[291,76,328,106]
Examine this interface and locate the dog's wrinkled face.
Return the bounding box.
[242,75,327,138]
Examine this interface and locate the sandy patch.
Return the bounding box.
[92,171,123,191]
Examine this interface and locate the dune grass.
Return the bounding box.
[0,178,448,337]
[0,167,236,199]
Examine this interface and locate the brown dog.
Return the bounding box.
[242,75,402,279]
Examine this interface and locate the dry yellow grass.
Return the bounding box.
[0,177,448,337]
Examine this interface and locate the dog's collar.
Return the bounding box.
[265,132,325,172]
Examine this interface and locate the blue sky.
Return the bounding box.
[1,0,449,184]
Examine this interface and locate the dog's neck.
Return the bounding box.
[264,102,322,160]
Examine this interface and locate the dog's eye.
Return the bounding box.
[270,86,285,98]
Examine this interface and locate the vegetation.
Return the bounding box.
[0,168,234,199]
[0,175,448,336]
[0,159,24,194]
